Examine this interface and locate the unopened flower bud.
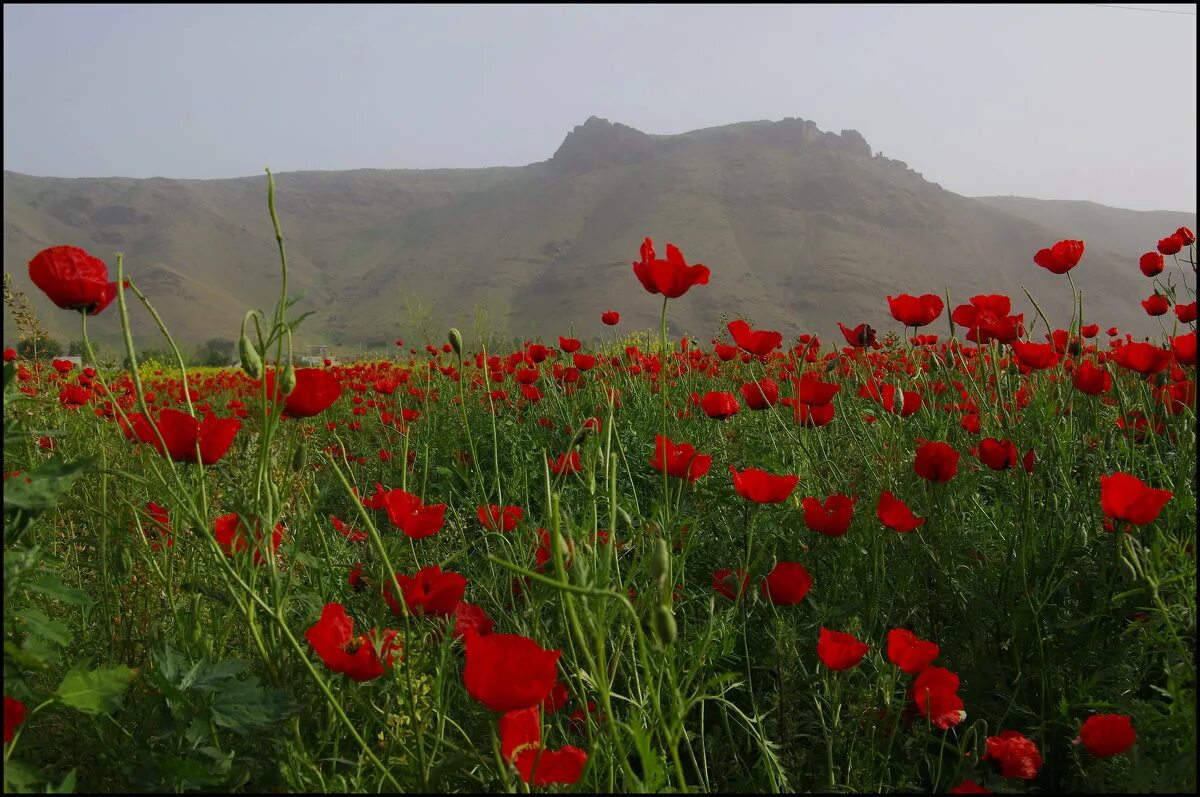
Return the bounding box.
[652,604,677,646]
[239,335,262,379]
[448,328,464,357]
[281,362,297,395]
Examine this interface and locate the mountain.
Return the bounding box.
[4,116,1193,354]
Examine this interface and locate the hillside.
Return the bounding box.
[5,116,1192,353]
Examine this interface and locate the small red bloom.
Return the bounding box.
[631,238,711,299]
[382,489,447,539]
[1111,341,1172,375]
[213,513,283,566]
[877,490,924,533]
[451,601,494,638]
[601,310,620,326]
[727,319,783,357]
[1011,340,1059,371]
[1171,331,1196,365]
[977,437,1019,471]
[1141,293,1170,317]
[330,515,368,543]
[760,562,813,605]
[1077,713,1136,758]
[701,391,740,420]
[739,379,779,410]
[887,293,944,327]
[817,627,869,670]
[1033,239,1084,274]
[1072,361,1111,395]
[128,407,240,465]
[463,632,561,712]
[1139,251,1164,277]
[949,780,991,794]
[1175,301,1197,324]
[305,603,399,681]
[837,322,877,348]
[802,494,855,537]
[28,245,125,315]
[914,440,960,483]
[729,466,798,503]
[477,504,524,532]
[983,730,1043,780]
[548,450,582,476]
[383,565,466,617]
[4,695,26,743]
[794,374,841,406]
[650,435,712,482]
[1177,226,1196,246]
[1157,233,1184,255]
[887,628,939,673]
[1099,473,1172,526]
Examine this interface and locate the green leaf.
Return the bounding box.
[210,677,297,734]
[45,769,77,794]
[54,665,137,716]
[28,573,93,608]
[2,457,96,514]
[15,608,72,647]
[6,637,62,670]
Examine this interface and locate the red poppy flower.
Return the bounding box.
[1077,713,1136,758]
[951,296,1024,344]
[601,310,620,325]
[760,562,813,605]
[330,515,368,542]
[1141,293,1170,317]
[28,245,126,315]
[729,466,798,503]
[887,293,945,327]
[950,780,992,794]
[976,437,1019,471]
[384,565,467,617]
[1011,340,1059,371]
[500,705,542,763]
[802,494,855,537]
[542,680,570,713]
[1072,361,1111,395]
[1171,331,1196,366]
[4,696,26,743]
[727,319,783,357]
[1033,239,1084,274]
[305,602,399,682]
[910,671,966,729]
[558,336,581,353]
[58,384,92,408]
[701,391,740,419]
[817,627,869,670]
[886,628,939,673]
[477,504,523,532]
[213,513,283,566]
[914,441,960,483]
[788,399,836,427]
[650,435,712,482]
[1099,473,1172,526]
[794,374,841,406]
[631,238,711,298]
[2,348,15,362]
[739,379,779,409]
[128,407,241,465]
[515,745,589,786]
[548,450,582,475]
[463,632,561,712]
[1177,226,1196,246]
[712,568,750,601]
[1175,301,1197,324]
[1080,323,1100,338]
[837,322,877,348]
[279,367,342,417]
[1111,341,1172,375]
[877,490,924,533]
[1157,234,1184,255]
[1139,252,1164,277]
[983,730,1043,780]
[382,489,446,539]
[142,501,175,550]
[451,602,494,638]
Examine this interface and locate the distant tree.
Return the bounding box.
[68,340,84,356]
[18,336,61,361]
[200,337,235,367]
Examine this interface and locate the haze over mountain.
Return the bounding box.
[4,116,1194,353]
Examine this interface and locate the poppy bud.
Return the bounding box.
[239,335,262,380]
[617,507,633,532]
[281,362,297,395]
[116,547,133,579]
[650,537,671,586]
[291,438,307,472]
[448,328,463,357]
[652,604,677,646]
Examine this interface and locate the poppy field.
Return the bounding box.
[3,174,1196,794]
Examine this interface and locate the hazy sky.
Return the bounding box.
[4,4,1196,211]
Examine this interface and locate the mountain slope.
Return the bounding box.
[4,116,1191,353]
